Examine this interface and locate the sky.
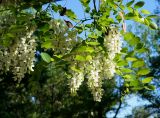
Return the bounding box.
[50,0,158,117]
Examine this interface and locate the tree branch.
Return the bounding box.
[113,88,122,118]
[113,98,122,118]
[93,0,97,12]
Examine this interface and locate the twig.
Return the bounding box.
[93,0,97,12]
[113,97,122,118]
[71,18,93,30]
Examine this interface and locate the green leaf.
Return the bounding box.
[124,33,140,46]
[149,22,158,29]
[39,23,49,33]
[137,68,150,75]
[126,57,137,62]
[130,79,140,87]
[52,4,59,12]
[132,60,144,68]
[121,68,133,73]
[144,85,155,90]
[41,52,52,63]
[124,32,134,40]
[65,9,77,20]
[134,1,145,9]
[75,55,86,61]
[123,74,136,81]
[141,9,150,15]
[144,18,150,26]
[117,60,128,66]
[126,0,135,7]
[147,15,157,18]
[136,47,149,53]
[71,66,81,72]
[86,41,100,46]
[80,0,90,7]
[76,46,94,53]
[41,41,53,49]
[86,55,92,61]
[142,77,153,84]
[125,13,135,19]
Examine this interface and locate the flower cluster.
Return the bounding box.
[87,59,103,102]
[104,27,122,59]
[69,27,121,101]
[0,30,36,80]
[70,72,84,94]
[49,20,77,55]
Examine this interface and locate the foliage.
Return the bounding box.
[0,0,158,117]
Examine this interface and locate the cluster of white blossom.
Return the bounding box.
[69,27,121,101]
[70,72,84,94]
[104,27,122,59]
[87,59,103,102]
[49,20,77,55]
[102,27,121,79]
[0,30,36,80]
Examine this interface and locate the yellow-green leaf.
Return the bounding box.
[141,9,150,15]
[142,77,153,84]
[86,55,92,61]
[75,55,86,61]
[132,60,144,68]
[138,68,150,75]
[126,57,137,62]
[121,68,133,73]
[41,52,52,63]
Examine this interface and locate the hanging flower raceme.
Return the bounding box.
[70,71,84,94]
[0,29,36,80]
[69,27,122,102]
[87,59,103,102]
[104,27,122,60]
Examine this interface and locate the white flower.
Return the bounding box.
[70,72,84,94]
[0,30,36,80]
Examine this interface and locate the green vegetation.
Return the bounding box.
[0,0,159,117]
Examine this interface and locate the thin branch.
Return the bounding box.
[98,0,101,12]
[93,0,97,12]
[71,18,93,30]
[113,83,123,118]
[113,95,122,118]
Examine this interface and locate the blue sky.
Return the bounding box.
[56,0,158,20]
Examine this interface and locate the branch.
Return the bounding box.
[113,88,122,118]
[71,18,93,30]
[93,0,97,12]
[113,98,122,118]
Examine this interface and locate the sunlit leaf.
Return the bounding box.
[86,41,100,46]
[75,55,86,61]
[142,77,153,84]
[65,9,77,20]
[121,68,133,73]
[141,9,150,15]
[138,68,150,75]
[41,41,53,49]
[86,55,92,61]
[126,57,137,62]
[132,60,144,68]
[41,52,52,63]
[76,46,94,53]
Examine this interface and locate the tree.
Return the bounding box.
[0,0,158,117]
